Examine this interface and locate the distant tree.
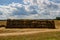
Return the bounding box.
[56,17,60,20]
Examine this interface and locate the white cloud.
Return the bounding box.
[0,0,60,20]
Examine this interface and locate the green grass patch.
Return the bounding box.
[0,31,60,40]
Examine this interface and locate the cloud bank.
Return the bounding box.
[0,0,60,20]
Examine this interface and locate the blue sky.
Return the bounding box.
[0,0,60,5]
[0,0,60,20]
[49,0,60,3]
[0,0,23,5]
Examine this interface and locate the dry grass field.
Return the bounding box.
[0,29,60,40]
[0,28,60,40]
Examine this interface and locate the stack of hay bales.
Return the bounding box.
[6,19,55,29]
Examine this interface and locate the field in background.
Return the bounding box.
[54,20,60,28]
[0,21,7,25]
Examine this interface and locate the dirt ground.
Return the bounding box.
[0,28,60,36]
